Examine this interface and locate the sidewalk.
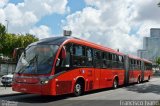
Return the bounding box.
[0,86,19,96]
[0,79,23,97]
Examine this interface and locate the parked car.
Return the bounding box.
[1,74,13,86]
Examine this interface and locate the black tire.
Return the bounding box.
[137,77,140,84]
[73,81,84,96]
[147,76,150,82]
[113,79,118,89]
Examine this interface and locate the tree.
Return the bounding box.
[0,23,39,57]
[156,57,160,65]
[0,23,6,36]
[3,33,38,57]
[0,23,7,50]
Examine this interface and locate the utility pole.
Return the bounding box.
[5,20,9,79]
[5,20,9,33]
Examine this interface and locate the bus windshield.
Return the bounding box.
[15,45,59,74]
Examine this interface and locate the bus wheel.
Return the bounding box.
[74,81,83,96]
[113,79,118,89]
[137,77,140,84]
[147,76,150,82]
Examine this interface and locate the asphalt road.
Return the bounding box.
[0,77,160,106]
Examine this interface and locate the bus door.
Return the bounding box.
[99,52,112,88]
[93,50,102,89]
[85,47,95,91]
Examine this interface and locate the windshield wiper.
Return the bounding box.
[33,55,38,74]
[17,55,38,74]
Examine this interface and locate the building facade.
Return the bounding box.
[0,59,16,76]
[0,63,16,76]
[137,28,160,61]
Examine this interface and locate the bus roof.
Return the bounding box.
[67,37,124,55]
[30,36,155,62]
[29,36,124,55]
[29,36,69,46]
[128,55,142,60]
[142,58,152,63]
[128,54,152,63]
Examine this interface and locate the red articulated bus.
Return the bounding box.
[124,55,152,85]
[142,59,153,81]
[12,36,153,96]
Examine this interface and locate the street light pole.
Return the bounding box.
[5,20,9,82]
[5,20,9,33]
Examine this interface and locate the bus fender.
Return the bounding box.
[113,75,119,82]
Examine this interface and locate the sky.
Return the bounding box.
[0,0,160,55]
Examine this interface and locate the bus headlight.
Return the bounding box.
[40,76,54,85]
[41,80,49,84]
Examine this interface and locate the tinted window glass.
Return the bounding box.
[94,50,102,68]
[72,44,86,67]
[86,47,93,67]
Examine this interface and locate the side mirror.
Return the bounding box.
[61,46,66,59]
[13,48,25,62]
[13,48,18,59]
[56,58,60,67]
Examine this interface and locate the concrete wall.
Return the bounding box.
[0,63,16,76]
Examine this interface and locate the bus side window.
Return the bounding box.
[55,43,72,74]
[118,55,124,69]
[139,61,142,70]
[108,53,112,68]
[132,59,134,70]
[144,62,146,70]
[112,54,117,68]
[60,44,72,68]
[93,50,102,68]
[129,59,132,70]
[115,55,119,68]
[145,62,151,70]
[86,47,93,67]
[102,52,107,68]
[72,44,86,67]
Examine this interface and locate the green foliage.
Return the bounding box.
[0,23,39,57]
[0,23,7,50]
[0,23,6,35]
[156,57,160,65]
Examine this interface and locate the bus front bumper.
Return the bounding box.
[12,82,54,95]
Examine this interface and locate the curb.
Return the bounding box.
[0,93,25,97]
